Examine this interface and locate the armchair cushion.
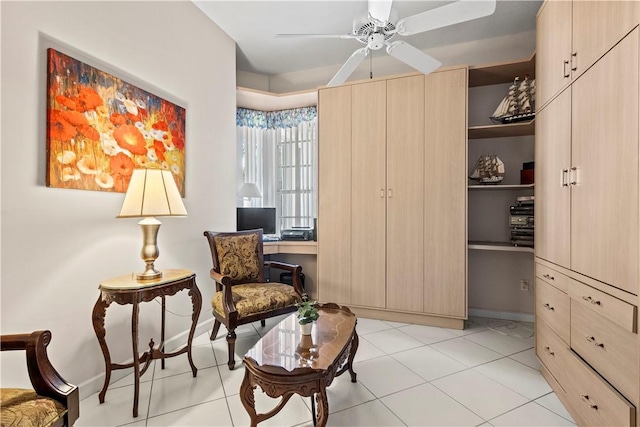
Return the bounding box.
[1,388,67,427]
[214,234,261,282]
[212,283,301,318]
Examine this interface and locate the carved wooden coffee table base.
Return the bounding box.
[240,303,358,427]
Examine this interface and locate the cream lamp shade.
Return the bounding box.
[118,169,187,280]
[238,182,262,199]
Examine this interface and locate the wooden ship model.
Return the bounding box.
[490,75,536,124]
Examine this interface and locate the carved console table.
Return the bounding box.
[91,269,201,417]
[241,303,358,427]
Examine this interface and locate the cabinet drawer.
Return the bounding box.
[571,301,639,404]
[563,348,635,427]
[536,278,570,343]
[536,263,569,292]
[536,319,571,388]
[569,279,637,333]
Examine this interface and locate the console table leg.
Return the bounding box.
[92,295,112,404]
[161,295,166,370]
[187,284,202,377]
[310,395,317,426]
[131,301,140,418]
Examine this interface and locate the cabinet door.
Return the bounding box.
[386,75,425,312]
[535,88,571,269]
[318,86,352,304]
[571,29,639,295]
[536,0,572,108]
[572,0,639,78]
[423,68,467,317]
[351,81,387,308]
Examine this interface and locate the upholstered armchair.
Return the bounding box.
[204,229,304,369]
[1,330,79,427]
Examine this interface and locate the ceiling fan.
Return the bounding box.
[277,0,496,86]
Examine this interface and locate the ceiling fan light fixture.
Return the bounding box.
[367,33,386,50]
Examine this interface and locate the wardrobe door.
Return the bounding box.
[318,86,352,304]
[386,75,425,312]
[535,88,572,269]
[571,29,639,295]
[351,81,387,308]
[536,0,572,107]
[423,68,467,317]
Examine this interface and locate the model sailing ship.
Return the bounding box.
[469,155,505,184]
[490,75,536,124]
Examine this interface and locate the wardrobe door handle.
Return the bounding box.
[561,169,569,187]
[388,189,392,198]
[544,346,554,356]
[563,60,570,78]
[571,52,578,72]
[543,273,555,280]
[570,167,578,185]
[380,189,385,198]
[543,303,554,311]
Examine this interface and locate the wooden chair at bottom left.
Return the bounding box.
[1,330,79,427]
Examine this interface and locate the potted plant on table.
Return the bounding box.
[296,294,319,335]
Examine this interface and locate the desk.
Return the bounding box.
[264,241,318,298]
[263,241,317,255]
[91,269,201,417]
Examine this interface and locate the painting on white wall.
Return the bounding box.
[46,48,186,195]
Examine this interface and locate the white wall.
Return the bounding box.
[0,1,237,397]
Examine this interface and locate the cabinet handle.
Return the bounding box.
[561,169,569,187]
[580,394,598,410]
[595,342,605,348]
[388,189,393,198]
[569,167,578,185]
[585,335,595,343]
[543,303,554,311]
[571,52,578,72]
[563,60,570,78]
[380,189,385,198]
[582,295,601,306]
[544,346,554,356]
[543,273,555,280]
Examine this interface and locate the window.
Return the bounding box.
[237,107,317,234]
[276,120,317,230]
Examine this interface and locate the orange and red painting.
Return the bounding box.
[46,49,186,195]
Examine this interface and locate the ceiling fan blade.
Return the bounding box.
[396,0,496,36]
[327,48,369,87]
[386,41,441,75]
[368,0,394,26]
[275,33,359,40]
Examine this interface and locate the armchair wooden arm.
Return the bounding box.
[265,261,304,296]
[1,330,79,426]
[209,269,239,324]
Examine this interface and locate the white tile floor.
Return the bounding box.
[77,316,576,427]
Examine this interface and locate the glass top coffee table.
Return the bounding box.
[240,303,359,427]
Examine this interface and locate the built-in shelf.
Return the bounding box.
[468,184,534,190]
[468,120,535,139]
[468,54,536,87]
[468,241,534,253]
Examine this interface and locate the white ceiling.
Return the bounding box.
[194,0,542,77]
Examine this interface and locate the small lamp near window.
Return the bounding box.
[118,169,187,281]
[238,182,262,201]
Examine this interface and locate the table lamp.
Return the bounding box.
[118,169,187,281]
[238,182,262,199]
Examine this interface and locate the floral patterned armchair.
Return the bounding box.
[203,229,304,369]
[1,330,79,427]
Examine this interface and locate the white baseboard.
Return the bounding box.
[78,317,214,400]
[468,308,535,323]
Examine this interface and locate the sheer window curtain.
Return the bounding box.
[237,107,317,231]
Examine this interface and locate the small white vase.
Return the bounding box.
[300,322,313,335]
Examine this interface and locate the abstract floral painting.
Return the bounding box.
[46,49,186,195]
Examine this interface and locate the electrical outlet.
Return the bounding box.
[520,280,530,291]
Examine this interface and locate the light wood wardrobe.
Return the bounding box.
[535,1,640,425]
[317,67,467,328]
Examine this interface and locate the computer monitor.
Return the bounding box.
[237,207,277,235]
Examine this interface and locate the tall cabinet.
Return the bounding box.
[535,1,639,425]
[318,67,467,327]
